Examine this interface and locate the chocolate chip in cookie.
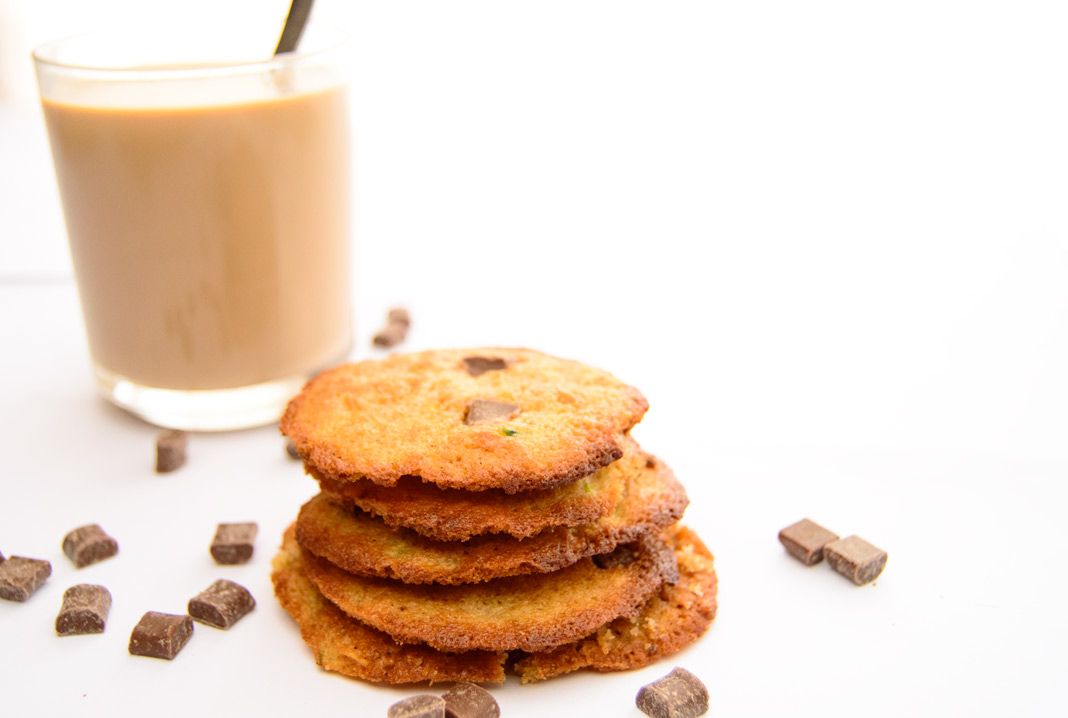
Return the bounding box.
[463,400,519,425]
[462,356,507,377]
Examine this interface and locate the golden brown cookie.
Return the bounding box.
[514,525,717,682]
[271,527,507,685]
[317,437,657,542]
[297,451,688,584]
[272,524,715,685]
[281,348,648,493]
[298,530,677,653]
[318,471,616,542]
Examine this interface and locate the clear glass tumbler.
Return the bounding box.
[34,33,353,431]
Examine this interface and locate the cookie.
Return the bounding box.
[272,525,715,685]
[514,525,717,682]
[296,451,688,584]
[281,348,648,493]
[271,527,507,685]
[317,437,649,542]
[298,529,677,653]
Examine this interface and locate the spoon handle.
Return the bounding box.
[275,0,315,55]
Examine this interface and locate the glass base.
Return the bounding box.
[94,365,310,431]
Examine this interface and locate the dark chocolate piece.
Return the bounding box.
[442,682,499,718]
[778,518,838,566]
[0,551,5,563]
[389,695,446,718]
[0,556,52,602]
[129,611,193,659]
[210,523,258,565]
[463,399,520,425]
[56,584,112,636]
[636,667,709,718]
[285,439,300,460]
[462,356,507,377]
[373,322,408,348]
[62,524,119,568]
[155,430,188,473]
[373,307,412,348]
[824,535,887,585]
[188,579,255,629]
[387,307,411,327]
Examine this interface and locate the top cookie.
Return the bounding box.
[281,348,648,493]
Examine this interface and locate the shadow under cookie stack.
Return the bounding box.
[272,348,717,684]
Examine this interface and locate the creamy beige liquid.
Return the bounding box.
[42,86,352,390]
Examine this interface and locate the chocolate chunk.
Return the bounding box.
[56,584,112,636]
[188,579,255,629]
[210,522,258,565]
[373,306,413,348]
[462,356,507,377]
[62,524,119,568]
[373,322,408,348]
[156,430,188,473]
[285,439,300,460]
[129,611,193,659]
[463,399,520,425]
[387,307,411,327]
[824,535,887,585]
[442,682,499,718]
[778,518,838,566]
[388,695,446,718]
[636,667,709,718]
[0,551,5,563]
[0,556,52,602]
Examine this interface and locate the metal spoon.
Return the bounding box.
[275,0,315,55]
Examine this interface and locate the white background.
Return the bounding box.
[1,1,1067,716]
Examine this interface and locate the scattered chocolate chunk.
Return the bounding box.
[637,667,709,718]
[373,306,412,348]
[462,356,507,377]
[62,524,119,568]
[824,535,887,585]
[210,523,258,565]
[442,682,499,718]
[463,399,520,425]
[188,579,255,629]
[778,518,838,566]
[56,584,112,636]
[0,551,5,563]
[373,322,408,348]
[389,694,446,718]
[285,439,300,460]
[129,611,193,660]
[0,556,52,602]
[155,430,188,473]
[387,307,411,327]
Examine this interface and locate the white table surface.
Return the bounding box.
[3,2,1068,715]
[1,280,1066,717]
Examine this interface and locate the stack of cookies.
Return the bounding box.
[272,348,717,684]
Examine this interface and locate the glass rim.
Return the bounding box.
[32,31,345,81]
